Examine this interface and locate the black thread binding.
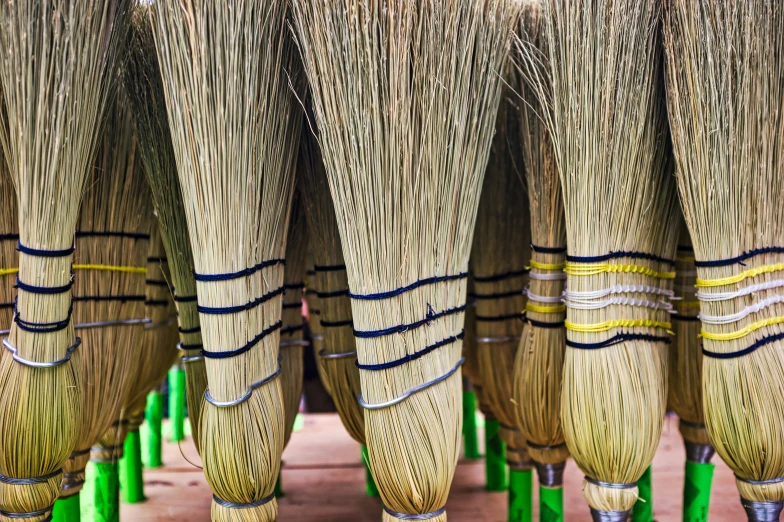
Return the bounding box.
[317,289,349,299]
[314,264,345,272]
[353,304,466,338]
[76,231,150,240]
[147,257,167,263]
[145,279,169,287]
[193,258,284,282]
[356,331,464,371]
[671,313,700,322]
[321,318,353,328]
[693,246,784,268]
[530,244,567,254]
[348,272,468,300]
[197,286,285,315]
[677,245,694,253]
[469,289,525,300]
[283,302,303,309]
[566,332,672,350]
[17,241,74,258]
[475,312,525,322]
[14,301,72,333]
[178,325,201,334]
[201,321,282,359]
[15,275,74,295]
[472,269,528,283]
[281,323,305,336]
[73,295,146,302]
[566,251,676,266]
[145,299,169,307]
[702,331,784,360]
[527,316,565,329]
[173,294,197,303]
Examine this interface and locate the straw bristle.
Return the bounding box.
[511,0,569,471]
[304,255,330,396]
[124,5,206,451]
[293,1,520,518]
[0,122,16,332]
[299,127,364,444]
[664,0,784,508]
[280,193,308,448]
[152,1,303,519]
[60,95,153,497]
[0,2,127,519]
[471,98,531,468]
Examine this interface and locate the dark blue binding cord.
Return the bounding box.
[356,331,464,371]
[348,272,468,300]
[353,304,466,338]
[14,300,72,333]
[73,295,145,302]
[15,275,73,295]
[147,256,167,263]
[201,320,283,359]
[178,325,201,334]
[527,316,565,329]
[321,318,353,328]
[281,323,305,336]
[76,231,150,240]
[475,312,525,322]
[530,244,567,254]
[566,250,675,266]
[173,294,197,303]
[472,269,528,283]
[317,288,349,298]
[145,279,168,287]
[197,286,284,315]
[194,258,284,282]
[469,289,525,300]
[17,241,74,258]
[703,331,784,360]
[566,332,672,350]
[694,246,784,268]
[314,264,346,272]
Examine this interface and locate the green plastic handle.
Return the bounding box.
[540,486,564,522]
[274,471,284,498]
[52,492,81,522]
[632,466,653,522]
[92,462,120,522]
[120,430,145,503]
[508,468,533,522]
[169,366,186,442]
[485,419,508,491]
[462,391,481,459]
[361,446,379,497]
[683,461,714,522]
[143,391,164,468]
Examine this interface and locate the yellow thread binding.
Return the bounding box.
[0,268,19,276]
[565,318,673,334]
[525,302,566,314]
[695,262,784,288]
[528,260,566,271]
[73,264,148,275]
[700,316,784,342]
[564,262,676,280]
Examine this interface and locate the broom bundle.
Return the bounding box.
[522,0,679,518]
[152,2,303,519]
[124,7,206,450]
[293,1,519,519]
[663,2,784,519]
[280,193,308,448]
[0,126,16,335]
[59,94,153,500]
[0,2,127,520]
[472,99,531,473]
[304,256,331,395]
[511,0,569,493]
[299,128,365,444]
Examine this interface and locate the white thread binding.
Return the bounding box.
[699,294,784,325]
[696,279,784,303]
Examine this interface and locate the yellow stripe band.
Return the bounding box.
[564,262,676,280]
[73,264,148,275]
[0,268,18,276]
[695,263,784,288]
[528,260,566,271]
[565,319,672,333]
[701,316,784,342]
[675,301,701,311]
[525,302,566,314]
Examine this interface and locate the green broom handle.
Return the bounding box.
[168,364,186,442]
[274,471,284,498]
[120,430,145,503]
[508,468,533,522]
[92,462,120,522]
[485,418,508,491]
[632,465,654,522]
[52,493,81,522]
[462,390,481,459]
[143,390,164,468]
[540,486,564,522]
[361,445,379,497]
[683,461,714,522]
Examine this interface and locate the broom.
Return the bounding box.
[663,2,784,519]
[292,1,520,519]
[521,0,679,518]
[124,6,207,452]
[152,1,303,519]
[461,281,481,461]
[304,256,331,396]
[54,93,153,522]
[668,220,716,519]
[0,111,17,340]
[0,2,127,521]
[299,125,365,446]
[471,97,533,521]
[511,2,569,518]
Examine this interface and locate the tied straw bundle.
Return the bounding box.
[152,1,304,519]
[0,121,16,337]
[664,2,784,519]
[299,127,365,445]
[668,220,716,518]
[523,0,680,518]
[55,95,154,518]
[293,1,520,519]
[124,6,207,452]
[0,2,127,520]
[471,97,533,518]
[304,255,330,395]
[512,0,569,516]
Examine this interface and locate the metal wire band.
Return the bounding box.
[317,348,356,359]
[525,290,563,304]
[358,357,463,410]
[0,469,60,485]
[181,354,204,364]
[383,506,446,520]
[2,337,81,369]
[475,336,520,344]
[584,476,637,489]
[212,492,275,509]
[529,271,566,281]
[70,448,91,458]
[735,474,784,486]
[145,319,175,330]
[280,340,309,348]
[74,318,151,330]
[526,441,567,450]
[312,334,325,342]
[204,359,282,408]
[0,506,53,519]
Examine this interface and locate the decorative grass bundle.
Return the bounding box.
[299,127,365,445]
[124,6,206,451]
[471,98,533,519]
[280,194,308,449]
[0,2,127,520]
[663,2,784,519]
[55,94,153,518]
[293,1,520,519]
[522,0,679,518]
[152,1,303,519]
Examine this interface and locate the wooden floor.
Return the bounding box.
[122,414,745,521]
